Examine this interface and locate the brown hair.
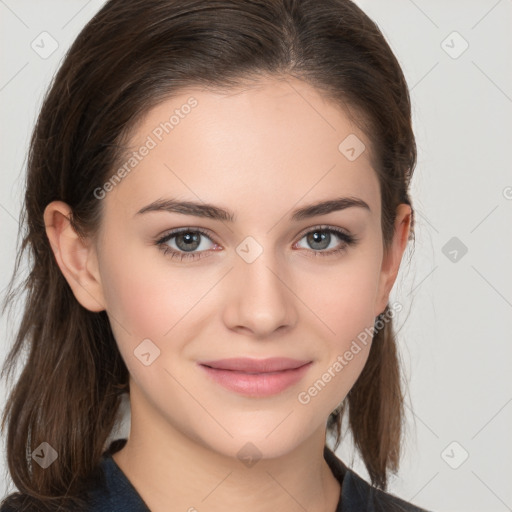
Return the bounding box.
[1,0,416,508]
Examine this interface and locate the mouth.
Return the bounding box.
[197,357,313,397]
[198,357,311,373]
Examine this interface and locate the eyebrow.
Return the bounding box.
[135,196,371,222]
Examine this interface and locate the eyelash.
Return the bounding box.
[155,225,358,262]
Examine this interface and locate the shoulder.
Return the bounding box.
[0,492,93,512]
[0,454,111,512]
[323,447,432,512]
[0,493,45,512]
[342,468,431,512]
[0,480,113,512]
[0,439,148,512]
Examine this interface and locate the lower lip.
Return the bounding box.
[198,362,313,397]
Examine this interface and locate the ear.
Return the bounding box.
[374,203,412,316]
[43,200,106,312]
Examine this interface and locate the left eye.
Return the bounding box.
[156,226,357,262]
[295,227,353,252]
[156,228,216,260]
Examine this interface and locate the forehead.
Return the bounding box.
[105,76,380,220]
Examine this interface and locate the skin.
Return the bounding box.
[44,75,411,512]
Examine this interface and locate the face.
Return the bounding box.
[48,75,409,460]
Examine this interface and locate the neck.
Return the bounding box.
[112,390,341,512]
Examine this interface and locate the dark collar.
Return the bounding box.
[94,439,428,512]
[324,445,430,512]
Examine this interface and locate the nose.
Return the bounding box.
[221,246,298,338]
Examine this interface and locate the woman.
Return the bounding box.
[0,0,430,510]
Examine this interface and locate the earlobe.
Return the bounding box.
[375,204,412,316]
[43,201,106,312]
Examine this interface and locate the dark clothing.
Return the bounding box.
[1,438,430,511]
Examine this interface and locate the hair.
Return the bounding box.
[1,0,416,509]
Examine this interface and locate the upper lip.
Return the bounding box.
[198,357,312,373]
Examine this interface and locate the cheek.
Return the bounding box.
[297,285,375,415]
[294,250,381,401]
[296,252,381,339]
[98,232,202,338]
[101,262,168,339]
[99,254,196,394]
[98,239,221,392]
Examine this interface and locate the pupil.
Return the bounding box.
[179,232,199,251]
[308,230,329,250]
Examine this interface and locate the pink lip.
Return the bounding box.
[197,357,313,397]
[199,357,311,372]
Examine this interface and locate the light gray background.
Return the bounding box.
[1,1,511,511]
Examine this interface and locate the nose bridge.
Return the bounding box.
[227,233,296,333]
[236,233,287,298]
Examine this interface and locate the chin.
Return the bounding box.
[195,422,311,463]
